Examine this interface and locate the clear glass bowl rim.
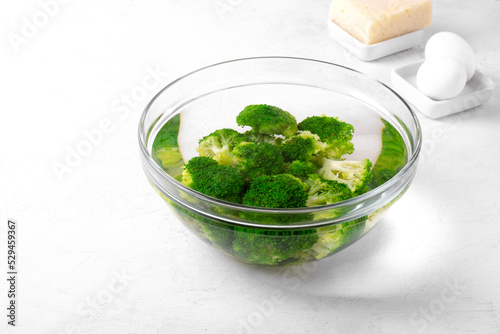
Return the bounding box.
[138,56,422,221]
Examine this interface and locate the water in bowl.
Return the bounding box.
[148,86,409,265]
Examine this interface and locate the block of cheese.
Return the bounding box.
[329,0,432,45]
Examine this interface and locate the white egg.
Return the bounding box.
[425,32,475,81]
[416,56,467,100]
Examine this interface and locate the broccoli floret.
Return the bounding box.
[233,142,286,181]
[280,131,327,162]
[182,156,218,177]
[181,157,246,203]
[242,174,309,208]
[287,161,317,178]
[317,158,373,195]
[305,174,354,207]
[198,220,235,253]
[232,228,318,265]
[197,128,249,166]
[236,104,298,138]
[166,198,236,253]
[298,115,354,160]
[304,218,366,260]
[243,131,284,146]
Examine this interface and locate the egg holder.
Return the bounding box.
[391,60,495,119]
[326,18,495,119]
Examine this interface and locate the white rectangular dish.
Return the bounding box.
[391,60,495,119]
[327,19,424,61]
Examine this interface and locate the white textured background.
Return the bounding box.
[1,1,500,333]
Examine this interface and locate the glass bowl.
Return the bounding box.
[138,57,421,266]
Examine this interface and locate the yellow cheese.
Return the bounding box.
[329,0,432,45]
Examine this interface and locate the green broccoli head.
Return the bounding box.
[298,115,354,160]
[197,128,249,166]
[233,142,286,181]
[287,161,317,178]
[242,174,309,209]
[232,228,318,265]
[305,174,354,207]
[317,158,373,195]
[236,104,298,138]
[280,131,328,163]
[181,156,246,203]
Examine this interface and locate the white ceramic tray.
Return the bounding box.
[391,60,495,119]
[327,19,424,61]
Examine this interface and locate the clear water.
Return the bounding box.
[148,84,410,265]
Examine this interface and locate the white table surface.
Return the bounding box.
[1,1,500,333]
